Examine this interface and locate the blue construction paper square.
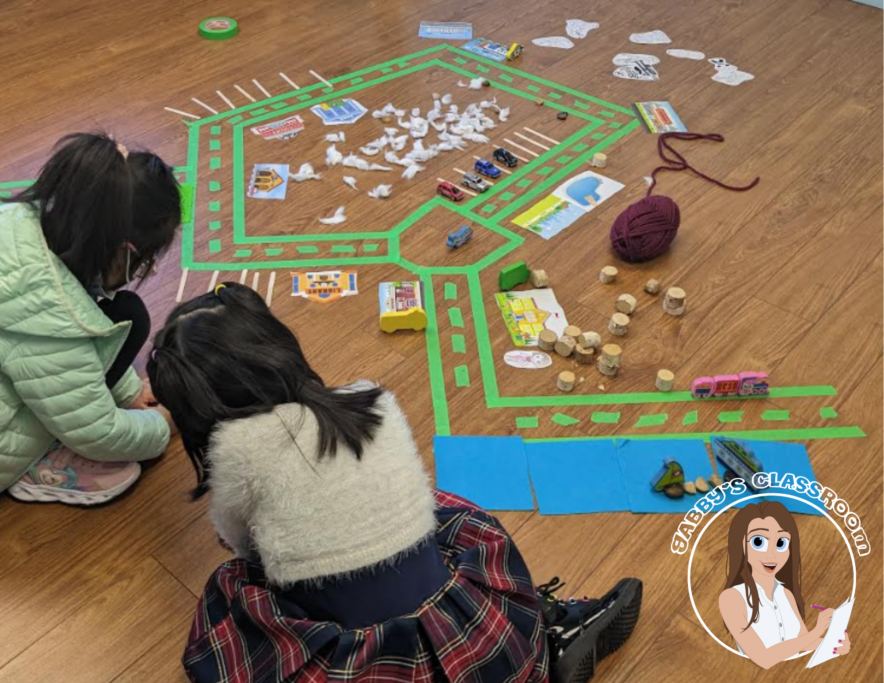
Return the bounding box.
[717,440,822,517]
[616,439,714,514]
[526,440,629,515]
[434,436,535,511]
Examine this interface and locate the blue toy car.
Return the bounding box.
[474,158,501,179]
[446,225,473,249]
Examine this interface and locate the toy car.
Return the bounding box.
[474,158,501,179]
[506,43,523,60]
[437,180,465,202]
[446,225,474,249]
[493,148,518,168]
[461,172,490,193]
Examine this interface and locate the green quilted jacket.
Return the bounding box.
[0,201,170,491]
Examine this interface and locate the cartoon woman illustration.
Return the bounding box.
[718,501,852,669]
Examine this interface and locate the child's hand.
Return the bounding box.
[834,631,851,656]
[152,405,179,436]
[130,378,158,409]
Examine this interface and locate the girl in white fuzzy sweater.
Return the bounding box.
[148,283,642,683]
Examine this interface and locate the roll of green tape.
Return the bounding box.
[199,17,238,40]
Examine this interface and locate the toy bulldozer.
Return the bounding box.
[650,457,685,499]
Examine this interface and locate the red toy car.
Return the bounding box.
[437,180,465,202]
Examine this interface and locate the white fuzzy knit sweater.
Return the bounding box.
[205,386,437,585]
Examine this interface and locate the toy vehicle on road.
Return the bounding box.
[446,225,474,249]
[437,180,465,202]
[474,158,501,179]
[461,172,490,193]
[493,147,519,168]
[506,43,524,60]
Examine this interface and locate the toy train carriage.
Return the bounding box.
[711,436,764,492]
[690,371,769,399]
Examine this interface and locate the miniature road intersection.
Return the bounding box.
[0,44,865,445]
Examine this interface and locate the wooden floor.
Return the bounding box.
[1,0,882,681]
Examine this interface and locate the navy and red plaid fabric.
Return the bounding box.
[184,490,549,683]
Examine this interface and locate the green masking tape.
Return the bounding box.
[200,17,239,40]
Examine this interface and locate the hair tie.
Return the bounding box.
[214,283,226,297]
[150,348,159,362]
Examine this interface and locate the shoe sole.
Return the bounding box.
[553,578,643,683]
[7,463,142,506]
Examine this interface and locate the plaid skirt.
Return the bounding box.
[184,490,549,683]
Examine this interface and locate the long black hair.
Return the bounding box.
[2,132,180,287]
[147,283,384,498]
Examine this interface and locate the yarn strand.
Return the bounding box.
[646,132,760,197]
[610,132,760,263]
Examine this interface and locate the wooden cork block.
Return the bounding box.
[616,293,637,315]
[538,329,558,351]
[577,331,602,349]
[601,343,622,366]
[557,371,576,392]
[554,336,576,358]
[663,287,687,316]
[644,278,661,295]
[591,152,607,168]
[562,325,582,342]
[655,369,675,392]
[599,266,618,284]
[597,359,619,377]
[608,312,630,336]
[530,269,550,288]
[534,97,544,106]
[574,345,595,364]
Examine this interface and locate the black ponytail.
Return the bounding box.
[4,132,180,287]
[147,283,384,498]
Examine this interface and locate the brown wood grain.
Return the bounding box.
[0,0,881,680]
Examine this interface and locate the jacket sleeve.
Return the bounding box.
[4,335,170,462]
[111,365,144,408]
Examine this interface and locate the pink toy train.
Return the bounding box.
[690,372,769,399]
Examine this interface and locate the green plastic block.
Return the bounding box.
[179,183,194,224]
[498,261,530,291]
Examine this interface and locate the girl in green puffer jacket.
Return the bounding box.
[0,132,179,505]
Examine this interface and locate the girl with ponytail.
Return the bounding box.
[150,283,643,683]
[0,132,179,505]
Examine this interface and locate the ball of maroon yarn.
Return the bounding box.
[609,195,680,262]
